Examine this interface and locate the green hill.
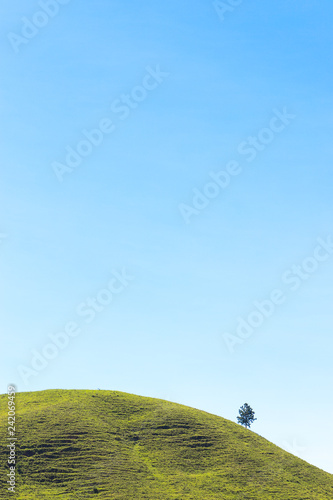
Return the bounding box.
[0,389,332,499]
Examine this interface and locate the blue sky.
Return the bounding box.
[1,0,333,474]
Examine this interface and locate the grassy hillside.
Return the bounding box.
[0,390,332,499]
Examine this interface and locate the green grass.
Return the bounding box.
[0,389,332,499]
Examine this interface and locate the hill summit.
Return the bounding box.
[1,389,332,499]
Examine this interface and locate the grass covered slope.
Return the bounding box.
[0,390,333,499]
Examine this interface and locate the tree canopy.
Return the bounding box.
[237,403,257,429]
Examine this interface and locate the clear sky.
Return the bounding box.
[1,0,333,475]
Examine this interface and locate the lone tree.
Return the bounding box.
[237,403,257,429]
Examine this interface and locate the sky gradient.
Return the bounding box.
[1,0,333,474]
